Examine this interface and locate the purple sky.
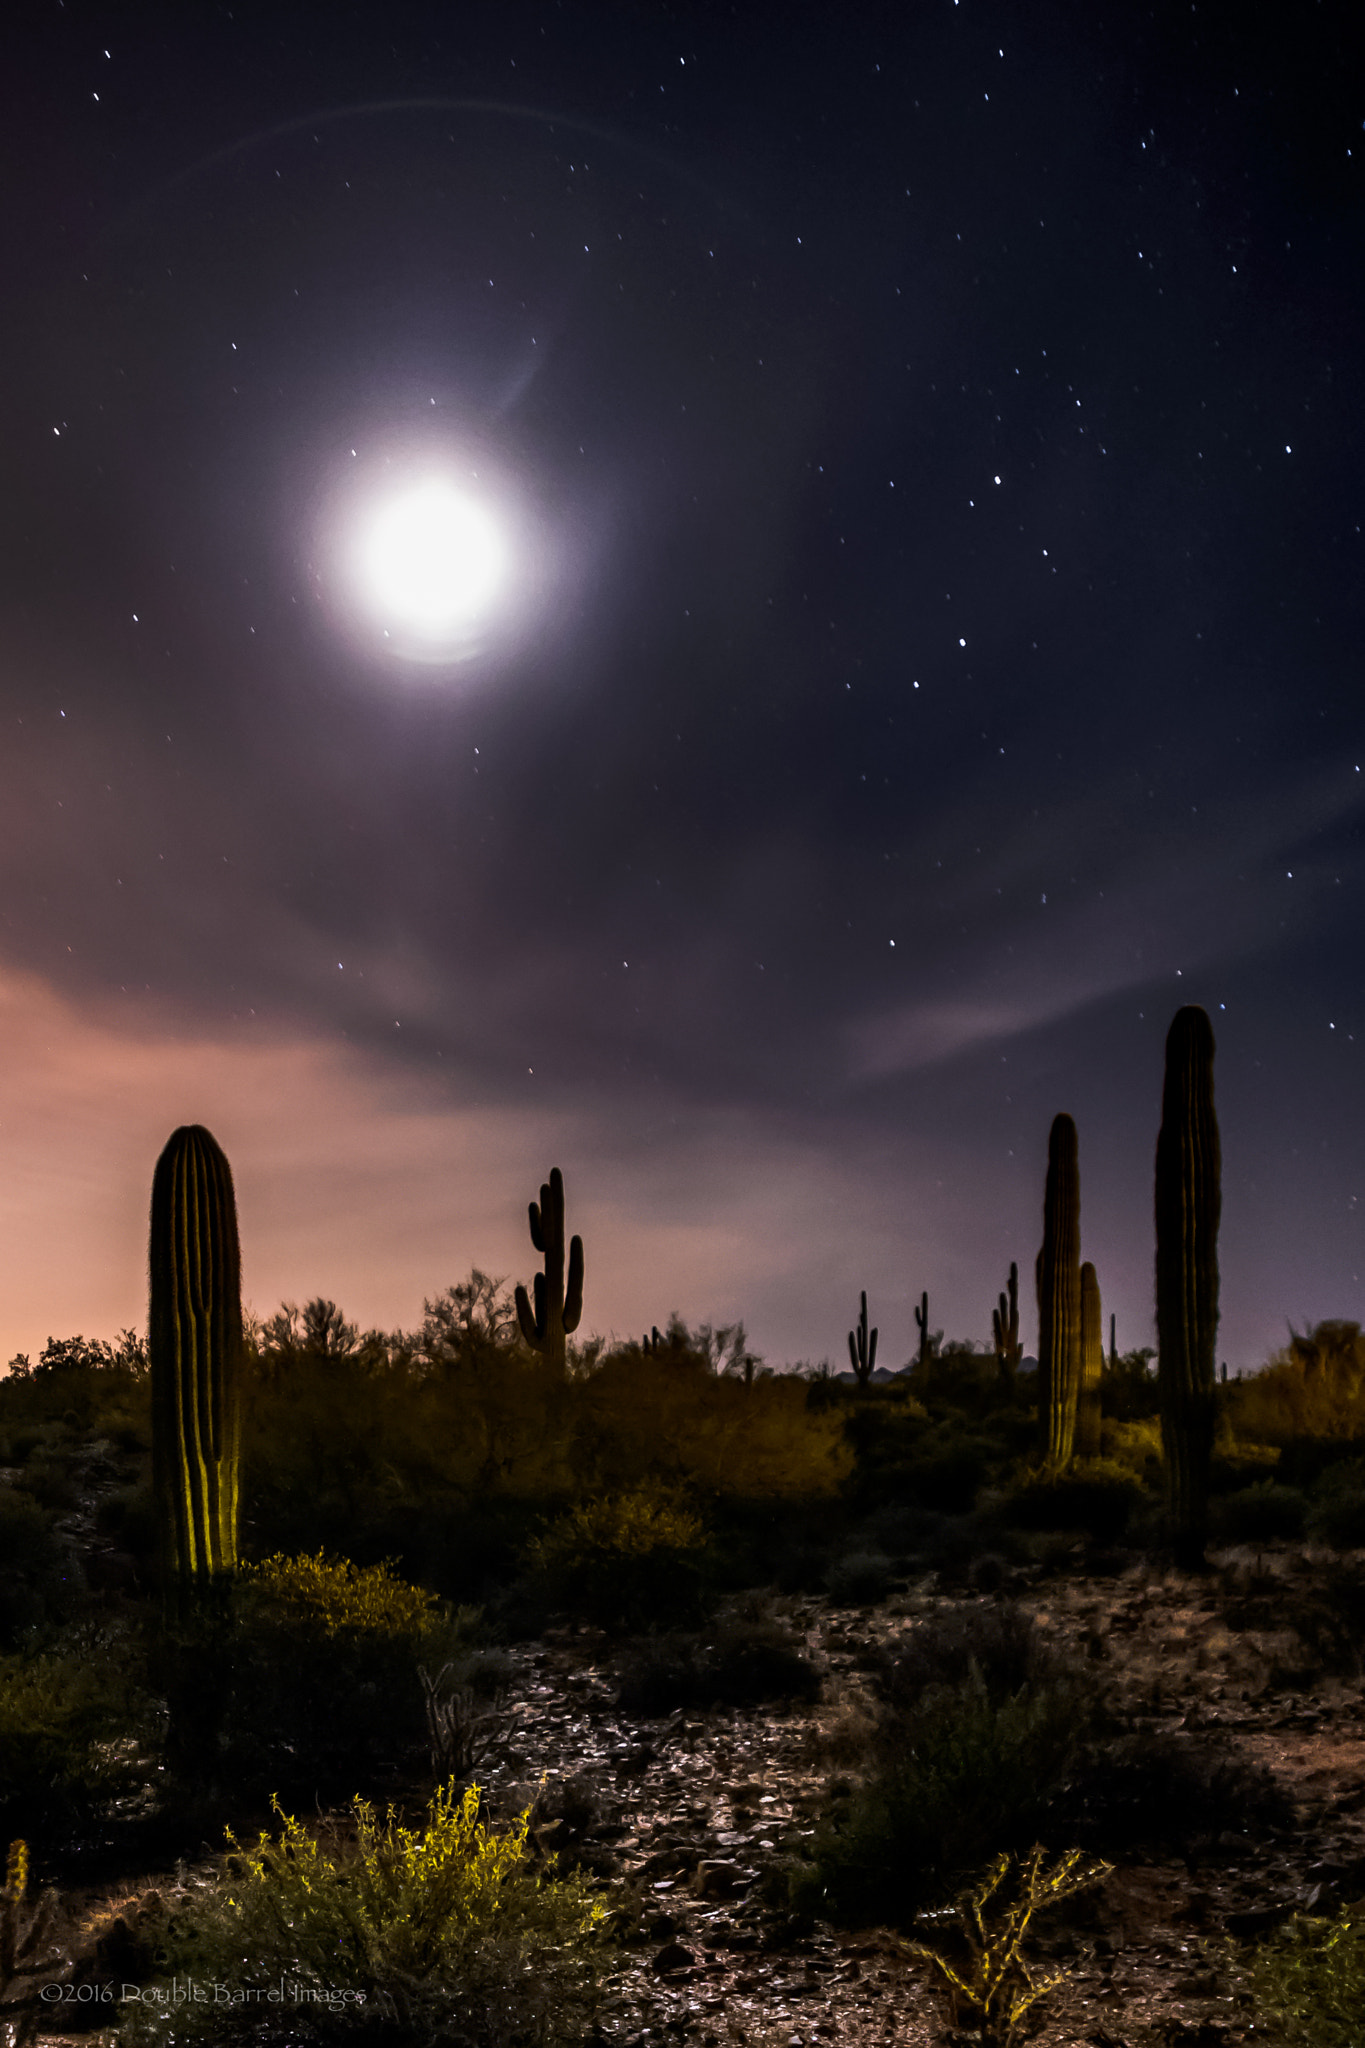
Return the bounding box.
[1,0,1360,1374]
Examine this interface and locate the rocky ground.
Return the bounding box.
[29,1537,1365,2048]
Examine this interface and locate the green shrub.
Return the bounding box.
[237,1550,442,1637]
[1064,1730,1295,1853]
[523,1486,711,1631]
[157,1555,455,1801]
[0,1489,76,1647]
[1210,1480,1307,1545]
[0,1635,154,1835]
[1222,1901,1365,2048]
[1002,1462,1143,1542]
[123,1779,617,2047]
[788,1659,1093,1928]
[616,1606,821,1715]
[823,1548,894,1606]
[1307,1459,1365,1550]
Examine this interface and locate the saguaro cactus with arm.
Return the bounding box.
[848,1291,878,1388]
[1037,1113,1082,1466]
[515,1167,584,1376]
[1156,1005,1221,1569]
[992,1261,1021,1385]
[150,1125,243,1611]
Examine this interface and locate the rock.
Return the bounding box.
[651,1940,696,1975]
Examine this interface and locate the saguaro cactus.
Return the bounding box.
[1156,1005,1221,1569]
[914,1290,932,1371]
[1077,1262,1103,1459]
[992,1261,1022,1384]
[848,1291,878,1388]
[1037,1113,1082,1466]
[150,1125,243,1608]
[515,1167,584,1375]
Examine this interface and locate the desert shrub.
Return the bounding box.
[1229,1324,1365,1444]
[787,1659,1092,1928]
[1064,1730,1295,1854]
[0,1633,154,1835]
[902,1432,997,1514]
[824,1548,894,1606]
[1221,1901,1365,2048]
[616,1606,821,1715]
[157,1555,456,1801]
[1307,1459,1365,1550]
[1210,1480,1307,1545]
[522,1485,711,1631]
[1097,1415,1163,1475]
[1001,1462,1143,1542]
[0,1488,76,1646]
[1099,1349,1160,1420]
[95,1482,158,1569]
[123,1779,616,2048]
[1283,1564,1365,1678]
[870,1600,1066,1716]
[237,1550,441,1636]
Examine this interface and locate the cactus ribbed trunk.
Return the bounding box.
[993,1261,1021,1386]
[1077,1261,1103,1460]
[515,1167,584,1376]
[150,1125,243,1611]
[848,1290,878,1389]
[1156,1005,1221,1569]
[1037,1113,1082,1466]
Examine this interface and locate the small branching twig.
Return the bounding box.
[902,1843,1113,2046]
[419,1664,500,1783]
[2,1842,70,2048]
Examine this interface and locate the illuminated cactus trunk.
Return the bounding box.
[1155,1006,1221,1569]
[1036,1113,1082,1466]
[515,1166,584,1376]
[1076,1261,1103,1460]
[150,1126,243,1609]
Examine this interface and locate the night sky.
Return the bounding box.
[1,1,1360,1375]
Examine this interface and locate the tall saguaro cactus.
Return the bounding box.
[992,1261,1022,1385]
[150,1125,243,1610]
[1037,1113,1082,1466]
[1156,1005,1221,1569]
[1077,1262,1103,1459]
[848,1290,878,1388]
[515,1166,584,1376]
[914,1290,932,1371]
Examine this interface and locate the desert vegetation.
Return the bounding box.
[2,1010,1364,2046]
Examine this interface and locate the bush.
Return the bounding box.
[1002,1462,1143,1542]
[1210,1480,1307,1545]
[0,1634,154,1835]
[522,1486,711,1631]
[1222,1901,1365,2048]
[1307,1460,1365,1550]
[156,1555,456,1802]
[123,1779,617,2047]
[823,1549,894,1606]
[1064,1730,1296,1854]
[0,1488,76,1646]
[787,1659,1092,1928]
[616,1605,821,1715]
[869,1600,1066,1715]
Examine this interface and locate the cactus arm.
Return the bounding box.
[564,1234,584,1333]
[1077,1261,1103,1459]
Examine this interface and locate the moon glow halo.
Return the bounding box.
[356,479,507,654]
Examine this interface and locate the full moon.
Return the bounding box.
[357,479,507,650]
